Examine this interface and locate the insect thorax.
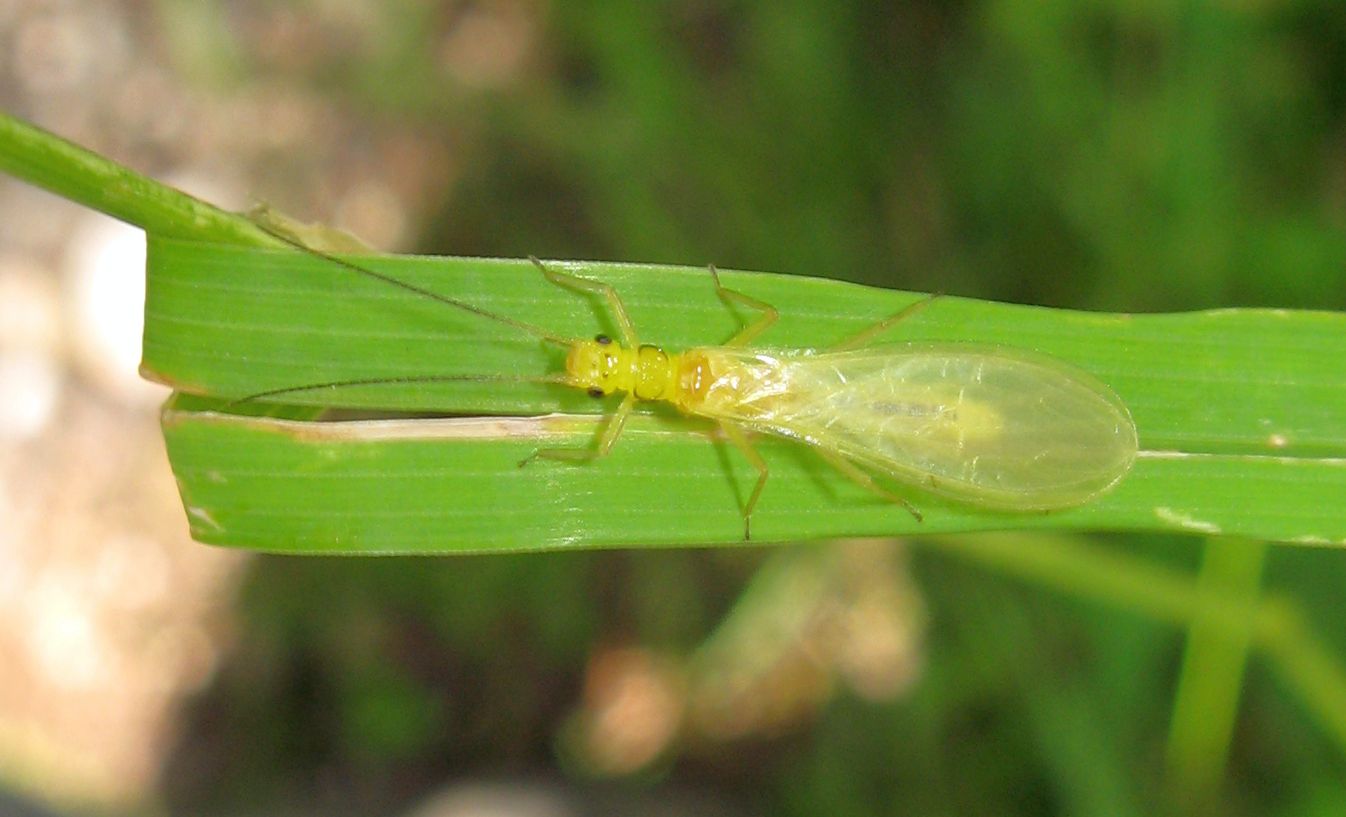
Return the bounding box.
[566,339,680,401]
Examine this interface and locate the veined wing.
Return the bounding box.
[688,344,1138,509]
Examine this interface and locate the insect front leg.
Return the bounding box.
[815,450,923,522]
[519,393,636,466]
[829,293,942,351]
[718,422,769,541]
[529,256,639,347]
[707,264,779,347]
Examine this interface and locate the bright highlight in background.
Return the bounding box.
[65,215,164,406]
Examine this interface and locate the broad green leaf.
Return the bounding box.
[145,237,1346,552]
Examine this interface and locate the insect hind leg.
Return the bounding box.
[816,450,923,522]
[829,293,942,351]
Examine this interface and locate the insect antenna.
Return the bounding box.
[233,372,574,406]
[252,219,575,347]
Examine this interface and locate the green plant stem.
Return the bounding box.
[929,534,1252,627]
[1258,602,1346,753]
[1165,538,1266,803]
[0,110,278,246]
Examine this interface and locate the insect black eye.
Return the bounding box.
[595,334,612,345]
[586,387,605,398]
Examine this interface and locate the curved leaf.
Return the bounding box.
[145,238,1346,551]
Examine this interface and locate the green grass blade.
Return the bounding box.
[0,111,278,245]
[927,533,1346,761]
[146,237,1346,551]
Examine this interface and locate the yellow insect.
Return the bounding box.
[247,236,1138,539]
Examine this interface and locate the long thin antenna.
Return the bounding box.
[251,217,575,347]
[234,372,574,405]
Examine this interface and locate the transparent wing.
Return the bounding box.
[691,345,1137,509]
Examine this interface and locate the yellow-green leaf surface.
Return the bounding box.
[145,237,1346,553]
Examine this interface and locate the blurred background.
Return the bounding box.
[2,1,1346,815]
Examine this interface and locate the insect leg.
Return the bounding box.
[708,264,779,347]
[519,393,636,466]
[829,293,942,351]
[816,450,923,522]
[529,256,639,347]
[719,422,769,541]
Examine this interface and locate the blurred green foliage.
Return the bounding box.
[158,2,1346,816]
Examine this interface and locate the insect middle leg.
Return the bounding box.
[829,293,942,351]
[529,256,638,346]
[519,393,636,466]
[708,264,778,347]
[719,422,769,541]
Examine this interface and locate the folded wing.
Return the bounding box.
[692,345,1137,509]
